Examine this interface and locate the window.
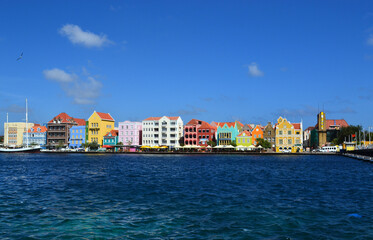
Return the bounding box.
[279,131,283,135]
[296,131,300,135]
[296,139,300,144]
[238,139,241,143]
[279,139,283,144]
[254,134,256,138]
[288,139,292,144]
[288,130,291,135]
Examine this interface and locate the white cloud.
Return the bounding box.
[248,62,264,77]
[368,34,373,46]
[59,24,112,48]
[43,68,103,105]
[43,68,75,82]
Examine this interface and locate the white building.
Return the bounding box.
[142,116,183,147]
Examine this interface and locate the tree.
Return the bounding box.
[117,142,124,146]
[255,138,271,149]
[207,140,216,147]
[336,125,362,144]
[230,140,237,147]
[57,140,64,149]
[88,142,100,150]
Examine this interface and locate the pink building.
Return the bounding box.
[118,121,142,146]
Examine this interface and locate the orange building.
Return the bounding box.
[251,125,264,145]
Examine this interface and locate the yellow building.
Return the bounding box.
[87,111,115,146]
[275,117,303,153]
[4,122,35,147]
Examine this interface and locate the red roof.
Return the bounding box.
[73,118,86,126]
[292,123,301,130]
[218,121,243,128]
[48,112,73,123]
[238,130,252,137]
[143,116,180,121]
[28,125,47,133]
[104,130,118,137]
[96,112,114,121]
[325,119,348,129]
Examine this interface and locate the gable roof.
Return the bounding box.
[104,130,118,137]
[217,121,244,128]
[238,130,252,137]
[292,123,301,130]
[96,112,114,121]
[28,125,47,133]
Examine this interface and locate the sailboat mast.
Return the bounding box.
[26,98,28,147]
[6,113,8,146]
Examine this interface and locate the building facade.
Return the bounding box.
[184,119,216,146]
[47,113,85,147]
[103,130,119,146]
[69,122,87,148]
[216,121,243,145]
[275,117,303,153]
[251,125,264,145]
[236,131,252,146]
[118,121,142,146]
[142,116,183,147]
[263,122,276,148]
[4,122,34,147]
[23,124,47,146]
[87,111,115,147]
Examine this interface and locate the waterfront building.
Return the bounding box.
[263,122,276,148]
[47,113,85,148]
[103,130,119,147]
[4,122,35,147]
[275,117,303,153]
[69,120,87,148]
[236,130,252,146]
[303,126,315,148]
[184,119,216,146]
[216,121,243,146]
[142,116,183,148]
[118,121,142,146]
[23,124,47,146]
[251,125,264,145]
[314,112,349,147]
[87,111,115,147]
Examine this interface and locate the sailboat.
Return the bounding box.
[0,99,41,153]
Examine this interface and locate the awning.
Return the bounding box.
[102,145,114,148]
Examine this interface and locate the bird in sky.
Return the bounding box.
[16,52,23,61]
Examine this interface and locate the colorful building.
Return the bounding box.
[263,122,276,148]
[103,130,119,148]
[118,121,142,146]
[23,124,47,146]
[69,120,87,148]
[275,117,303,153]
[236,130,252,146]
[251,125,264,145]
[184,119,217,146]
[47,113,85,148]
[87,111,115,146]
[4,122,35,147]
[216,121,243,145]
[142,116,183,147]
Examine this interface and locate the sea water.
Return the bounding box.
[0,154,372,239]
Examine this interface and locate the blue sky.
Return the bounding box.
[1,0,373,134]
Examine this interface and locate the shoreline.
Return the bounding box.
[38,151,339,156]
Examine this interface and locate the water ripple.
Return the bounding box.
[0,154,372,239]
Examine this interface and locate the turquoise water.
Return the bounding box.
[0,154,372,239]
